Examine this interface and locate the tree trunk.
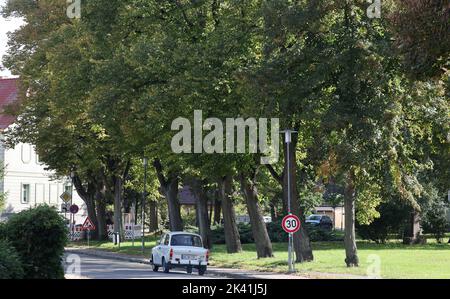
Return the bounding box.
[239,172,273,258]
[166,176,183,231]
[403,211,422,244]
[149,200,158,232]
[220,175,242,253]
[269,196,278,221]
[95,188,108,241]
[84,193,99,240]
[153,159,183,231]
[283,138,314,262]
[113,176,124,239]
[192,180,213,249]
[208,198,214,227]
[134,195,139,225]
[73,175,99,240]
[213,195,221,225]
[344,171,359,267]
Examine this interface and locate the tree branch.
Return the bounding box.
[73,174,89,201]
[265,164,284,185]
[175,0,194,28]
[153,158,167,188]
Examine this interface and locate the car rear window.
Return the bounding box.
[170,234,203,247]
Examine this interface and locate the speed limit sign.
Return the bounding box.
[282,214,301,233]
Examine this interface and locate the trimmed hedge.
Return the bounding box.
[5,205,68,279]
[208,220,342,245]
[0,239,24,279]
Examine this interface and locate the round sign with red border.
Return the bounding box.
[69,204,79,214]
[282,214,301,233]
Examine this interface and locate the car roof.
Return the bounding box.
[166,231,201,237]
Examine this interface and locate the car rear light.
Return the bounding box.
[169,248,174,260]
[206,250,209,262]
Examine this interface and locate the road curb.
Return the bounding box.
[65,247,252,279]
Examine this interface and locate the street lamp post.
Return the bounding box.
[142,157,148,253]
[281,129,297,273]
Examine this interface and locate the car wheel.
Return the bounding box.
[186,266,193,274]
[162,258,170,273]
[151,256,159,272]
[198,266,206,276]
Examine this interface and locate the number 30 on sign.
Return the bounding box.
[282,214,301,234]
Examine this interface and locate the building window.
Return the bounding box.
[21,184,30,204]
[35,183,45,205]
[49,184,58,204]
[21,144,32,164]
[64,184,72,195]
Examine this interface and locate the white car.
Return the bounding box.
[150,232,209,275]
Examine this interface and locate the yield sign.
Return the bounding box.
[60,191,72,203]
[82,217,96,231]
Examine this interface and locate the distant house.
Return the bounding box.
[178,185,214,215]
[0,78,85,223]
[178,185,197,210]
[313,206,345,230]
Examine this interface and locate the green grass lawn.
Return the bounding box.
[68,235,450,279]
[68,235,159,257]
[210,241,450,279]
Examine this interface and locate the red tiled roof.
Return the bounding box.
[0,78,19,130]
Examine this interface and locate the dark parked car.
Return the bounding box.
[305,214,333,231]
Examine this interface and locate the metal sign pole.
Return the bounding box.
[288,233,293,272]
[70,213,73,242]
[282,129,297,273]
[287,137,293,273]
[142,157,148,253]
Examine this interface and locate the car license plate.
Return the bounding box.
[182,254,197,260]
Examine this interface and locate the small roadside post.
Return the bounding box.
[82,217,96,248]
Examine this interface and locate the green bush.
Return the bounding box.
[266,220,288,242]
[5,205,68,279]
[0,222,7,241]
[305,224,343,242]
[420,185,449,243]
[422,209,448,242]
[0,239,24,279]
[208,220,342,244]
[356,200,411,243]
[209,225,225,244]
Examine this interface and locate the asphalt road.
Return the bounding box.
[63,253,227,279]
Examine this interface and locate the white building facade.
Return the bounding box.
[0,140,86,223]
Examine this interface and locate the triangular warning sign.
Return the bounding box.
[82,217,96,231]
